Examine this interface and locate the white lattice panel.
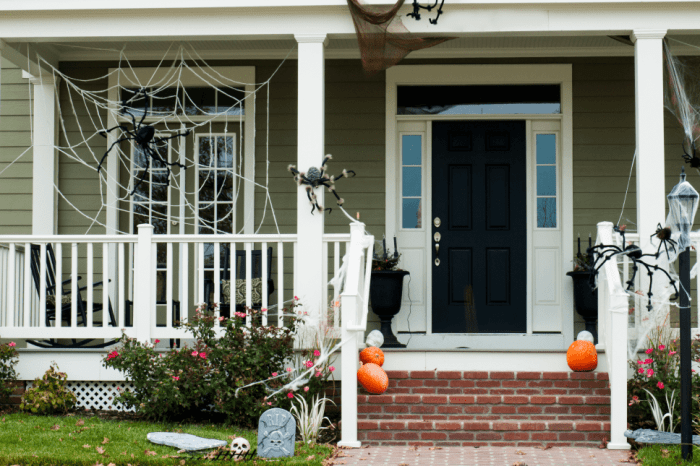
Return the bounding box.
[66,381,135,411]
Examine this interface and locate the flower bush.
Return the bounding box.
[103,300,337,426]
[627,329,700,432]
[0,340,19,402]
[20,364,76,414]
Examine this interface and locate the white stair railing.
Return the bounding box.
[338,221,374,448]
[595,221,632,450]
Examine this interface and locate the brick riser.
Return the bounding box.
[358,371,611,448]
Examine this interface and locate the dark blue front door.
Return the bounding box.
[431,121,527,334]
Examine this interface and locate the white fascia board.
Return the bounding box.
[3,6,700,41]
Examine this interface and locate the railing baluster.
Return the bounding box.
[262,242,268,326]
[39,243,47,328]
[334,241,341,328]
[6,244,15,328]
[181,242,188,325]
[71,243,78,328]
[55,243,62,327]
[103,243,109,328]
[87,243,94,328]
[118,242,125,328]
[151,240,157,330]
[322,239,329,326]
[23,242,31,327]
[245,242,252,328]
[198,243,205,305]
[166,242,173,329]
[214,241,220,327]
[277,242,284,327]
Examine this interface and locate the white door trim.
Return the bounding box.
[385,64,574,349]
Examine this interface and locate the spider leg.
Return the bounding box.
[131,155,150,196]
[98,125,131,138]
[329,169,356,180]
[153,129,191,143]
[138,89,149,127]
[97,135,132,173]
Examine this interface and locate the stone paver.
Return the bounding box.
[333,446,634,466]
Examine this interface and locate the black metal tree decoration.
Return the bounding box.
[406,0,446,25]
[666,167,698,461]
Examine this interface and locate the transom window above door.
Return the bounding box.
[397,85,561,115]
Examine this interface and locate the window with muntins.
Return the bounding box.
[536,133,557,228]
[401,134,423,229]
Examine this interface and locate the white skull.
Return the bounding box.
[366,330,384,348]
[230,437,250,459]
[577,330,595,343]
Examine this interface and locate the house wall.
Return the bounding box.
[0,54,695,336]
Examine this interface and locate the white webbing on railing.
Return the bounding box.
[595,221,631,450]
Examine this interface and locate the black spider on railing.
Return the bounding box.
[588,225,679,311]
[681,139,700,169]
[96,88,190,195]
[406,0,446,25]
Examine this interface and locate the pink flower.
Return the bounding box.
[313,350,321,357]
[305,360,314,368]
[304,386,309,392]
[670,351,678,356]
[154,339,160,344]
[316,371,322,377]
[287,392,294,399]
[294,296,299,301]
[272,372,278,377]
[647,368,654,378]
[219,316,225,322]
[107,350,119,360]
[638,368,644,374]
[191,351,199,357]
[659,345,666,350]
[172,376,180,381]
[637,360,644,365]
[286,368,293,373]
[8,342,16,347]
[267,402,272,406]
[633,396,639,401]
[261,308,267,313]
[645,348,653,354]
[657,381,665,389]
[199,352,207,359]
[644,359,653,365]
[329,366,336,372]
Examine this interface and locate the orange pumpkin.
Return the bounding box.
[360,346,385,367]
[567,339,598,372]
[357,363,389,394]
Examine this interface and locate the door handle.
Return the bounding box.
[434,232,441,266]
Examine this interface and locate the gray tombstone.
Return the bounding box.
[257,408,296,458]
[147,432,227,451]
[625,429,700,445]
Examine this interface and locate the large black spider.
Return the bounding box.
[651,223,678,261]
[406,0,446,25]
[681,139,700,168]
[588,225,679,311]
[287,155,355,214]
[96,88,190,195]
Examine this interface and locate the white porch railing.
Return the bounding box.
[0,227,352,342]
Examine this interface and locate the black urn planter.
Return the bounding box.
[369,270,410,348]
[566,270,598,343]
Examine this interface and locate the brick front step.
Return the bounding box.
[357,371,610,447]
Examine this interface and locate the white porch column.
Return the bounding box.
[632,30,667,250]
[26,72,58,235]
[294,34,328,322]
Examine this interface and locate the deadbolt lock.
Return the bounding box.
[434,217,441,228]
[434,232,441,243]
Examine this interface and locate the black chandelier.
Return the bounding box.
[406,0,446,25]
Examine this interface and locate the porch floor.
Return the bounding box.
[336,446,633,466]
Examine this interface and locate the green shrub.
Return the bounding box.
[628,329,700,432]
[0,340,19,402]
[20,364,76,414]
[103,301,337,426]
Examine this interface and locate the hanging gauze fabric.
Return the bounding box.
[346,0,453,74]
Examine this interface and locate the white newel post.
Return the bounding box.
[596,221,631,450]
[632,30,667,250]
[294,34,328,324]
[134,224,154,343]
[338,221,366,448]
[26,72,58,235]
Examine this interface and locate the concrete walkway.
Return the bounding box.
[332,446,636,466]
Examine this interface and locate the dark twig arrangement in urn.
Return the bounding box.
[369,236,409,348]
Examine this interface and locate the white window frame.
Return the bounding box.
[533,131,561,231]
[194,133,238,235]
[399,132,426,232]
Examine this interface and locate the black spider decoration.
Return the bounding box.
[588,225,679,311]
[97,88,190,196]
[287,154,356,214]
[681,139,700,168]
[406,0,446,25]
[651,223,678,261]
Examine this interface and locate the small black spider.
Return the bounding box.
[97,88,190,195]
[681,139,700,168]
[651,223,678,261]
[287,154,355,214]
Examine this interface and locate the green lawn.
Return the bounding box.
[0,412,335,466]
[636,445,700,465]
